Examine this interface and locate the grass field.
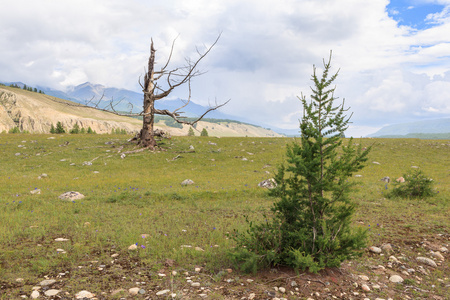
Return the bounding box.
[0,134,449,299]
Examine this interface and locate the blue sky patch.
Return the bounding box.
[387,0,446,30]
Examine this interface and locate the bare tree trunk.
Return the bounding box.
[139,41,157,148]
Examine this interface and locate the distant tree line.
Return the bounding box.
[8,83,45,94]
[48,122,128,135]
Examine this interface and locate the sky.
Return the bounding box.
[1,0,450,136]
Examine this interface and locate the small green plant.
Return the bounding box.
[70,123,80,134]
[200,128,208,136]
[55,121,65,134]
[80,127,86,134]
[50,124,56,134]
[389,169,435,198]
[8,127,21,134]
[188,127,195,136]
[87,127,96,134]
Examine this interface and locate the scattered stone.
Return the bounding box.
[431,251,445,261]
[191,282,201,287]
[181,179,194,186]
[111,288,125,296]
[75,290,95,299]
[389,256,400,263]
[258,178,277,189]
[82,161,92,166]
[195,267,201,272]
[158,273,166,277]
[389,275,404,283]
[359,275,369,281]
[48,137,55,139]
[195,247,204,252]
[290,281,297,287]
[208,141,217,146]
[373,161,381,165]
[279,287,286,293]
[120,153,126,159]
[54,238,69,242]
[247,279,254,283]
[128,244,138,250]
[156,289,170,296]
[15,153,21,156]
[369,246,382,254]
[411,166,419,168]
[44,289,60,296]
[355,175,362,177]
[139,289,146,294]
[372,284,381,290]
[416,256,437,268]
[225,268,233,273]
[56,248,66,253]
[30,189,41,195]
[111,253,119,258]
[189,145,195,150]
[129,287,140,295]
[39,279,56,286]
[15,278,24,283]
[30,290,40,299]
[84,222,91,227]
[381,176,390,183]
[58,191,85,201]
[361,284,370,292]
[440,246,448,253]
[381,244,393,254]
[249,293,256,300]
[396,177,405,183]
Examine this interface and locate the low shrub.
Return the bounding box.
[389,169,435,198]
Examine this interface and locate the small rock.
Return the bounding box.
[248,293,256,300]
[30,290,40,299]
[139,289,146,294]
[411,166,419,168]
[369,246,382,254]
[258,178,277,189]
[191,282,201,287]
[389,275,404,283]
[373,161,381,165]
[278,287,286,293]
[58,191,85,201]
[189,145,195,150]
[431,251,445,261]
[158,273,166,277]
[156,290,170,296]
[372,284,381,289]
[396,177,405,183]
[361,284,370,292]
[129,287,140,295]
[359,275,370,281]
[15,278,24,283]
[128,244,138,250]
[82,161,92,166]
[380,176,390,183]
[355,175,362,177]
[195,267,201,272]
[120,153,126,159]
[30,189,41,195]
[111,253,119,258]
[389,256,400,263]
[75,290,95,299]
[172,271,177,276]
[54,238,69,242]
[225,268,233,273]
[44,289,60,296]
[440,246,448,253]
[195,247,204,251]
[39,279,56,286]
[56,248,66,253]
[181,179,194,186]
[416,256,437,267]
[15,153,21,156]
[381,244,393,254]
[111,288,125,296]
[199,294,207,298]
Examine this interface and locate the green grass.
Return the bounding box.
[0,134,449,298]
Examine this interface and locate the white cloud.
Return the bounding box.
[0,0,449,135]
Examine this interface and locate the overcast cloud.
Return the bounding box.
[1,0,450,136]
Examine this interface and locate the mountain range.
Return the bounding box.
[367,118,450,139]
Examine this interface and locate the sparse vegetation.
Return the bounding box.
[200,128,209,136]
[187,127,195,136]
[0,134,448,299]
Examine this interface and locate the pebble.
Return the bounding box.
[248,293,256,299]
[431,251,445,261]
[181,179,194,186]
[30,189,41,195]
[372,284,381,289]
[191,282,201,287]
[15,278,24,283]
[75,290,95,299]
[195,247,205,251]
[44,289,60,296]
[381,244,393,253]
[195,267,201,272]
[129,287,140,295]
[389,275,404,283]
[416,256,437,268]
[359,275,370,281]
[55,238,69,242]
[172,271,178,276]
[369,246,382,254]
[156,289,170,296]
[158,273,166,277]
[440,246,448,253]
[361,284,370,292]
[128,244,138,250]
[139,289,146,294]
[30,291,40,299]
[278,287,286,293]
[111,253,119,258]
[39,279,56,286]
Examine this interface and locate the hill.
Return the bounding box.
[0,85,282,137]
[367,118,450,139]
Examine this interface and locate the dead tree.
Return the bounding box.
[88,34,228,148]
